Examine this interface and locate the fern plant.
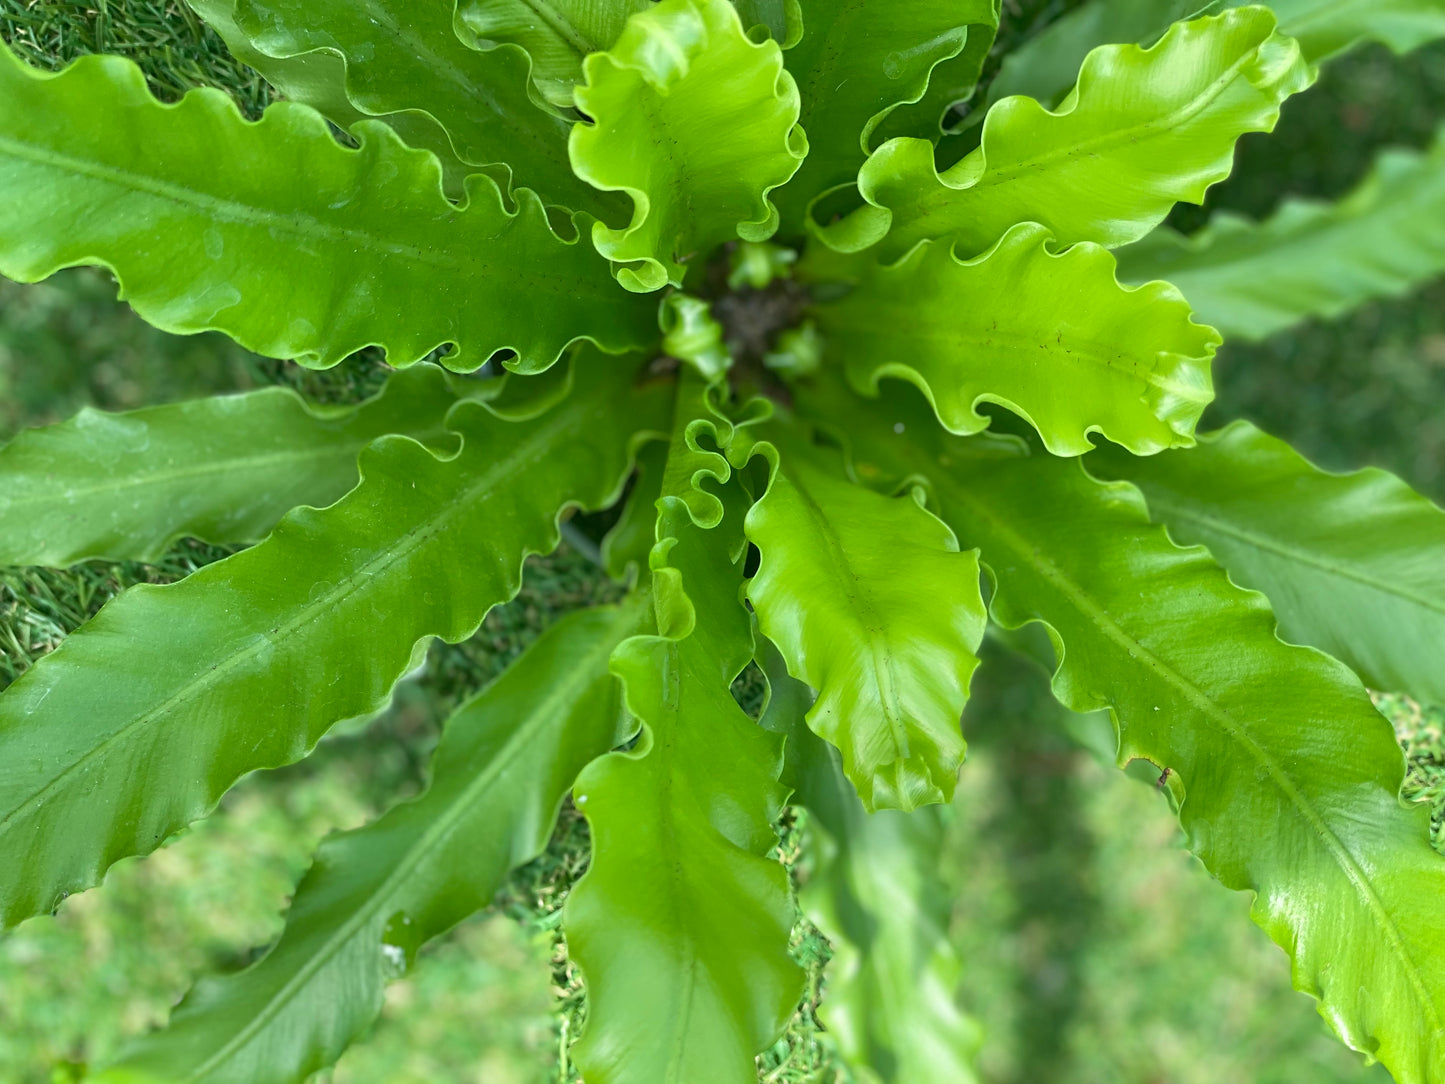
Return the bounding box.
[1,0,1444,1081]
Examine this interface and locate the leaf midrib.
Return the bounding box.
[906,32,1262,230]
[180,604,632,1082]
[1142,491,1445,618]
[0,132,468,270]
[935,471,1438,1032]
[0,406,579,836]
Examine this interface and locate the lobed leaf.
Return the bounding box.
[566,372,801,1084]
[1115,125,1445,340]
[0,45,655,373]
[817,7,1313,260]
[769,0,996,237]
[569,0,806,291]
[742,426,985,811]
[96,600,642,1084]
[1092,421,1445,707]
[805,222,1218,456]
[227,0,618,216]
[755,636,983,1084]
[869,0,1001,144]
[185,0,472,198]
[810,373,1445,1084]
[0,358,668,929]
[455,0,651,108]
[0,366,458,567]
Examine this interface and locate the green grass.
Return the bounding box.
[0,4,1443,1083]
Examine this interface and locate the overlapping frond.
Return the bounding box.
[1093,421,1445,706]
[569,0,806,291]
[811,374,1445,1084]
[565,372,801,1083]
[817,8,1313,259]
[805,223,1218,455]
[741,422,985,811]
[0,359,667,928]
[0,46,655,372]
[1117,125,1445,340]
[0,366,457,566]
[95,601,643,1084]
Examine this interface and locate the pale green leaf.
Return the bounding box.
[1116,125,1445,341]
[95,599,643,1084]
[566,372,801,1084]
[228,0,619,216]
[770,0,996,236]
[455,0,651,107]
[0,46,655,373]
[1092,421,1445,706]
[805,222,1218,456]
[742,425,985,811]
[816,374,1445,1084]
[818,7,1313,260]
[0,366,458,567]
[569,0,807,291]
[755,634,983,1084]
[0,358,668,928]
[1252,0,1445,61]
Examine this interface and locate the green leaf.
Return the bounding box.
[741,425,985,811]
[769,0,996,237]
[1115,125,1445,341]
[95,599,644,1084]
[866,0,1000,143]
[569,0,807,291]
[566,372,801,1084]
[185,0,472,198]
[755,636,983,1084]
[805,222,1218,456]
[455,0,651,108]
[818,7,1313,260]
[0,46,655,373]
[731,0,798,43]
[983,0,1211,112]
[1250,0,1445,61]
[0,366,459,567]
[228,0,619,216]
[0,357,668,929]
[1091,421,1445,707]
[819,374,1445,1084]
[987,0,1445,115]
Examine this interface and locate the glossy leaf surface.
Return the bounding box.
[819,8,1313,259]
[456,0,651,107]
[567,373,800,1084]
[97,601,642,1084]
[230,0,616,215]
[755,637,982,1084]
[770,0,995,236]
[0,46,654,372]
[744,428,984,811]
[871,0,1001,143]
[569,0,806,291]
[806,223,1218,456]
[0,366,457,566]
[1093,421,1445,706]
[1116,125,1445,340]
[1254,0,1445,60]
[824,376,1445,1084]
[185,0,476,197]
[0,360,667,928]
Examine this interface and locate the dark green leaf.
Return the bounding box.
[0,366,458,566]
[0,358,668,928]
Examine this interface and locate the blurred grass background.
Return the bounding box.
[0,1,1442,1082]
